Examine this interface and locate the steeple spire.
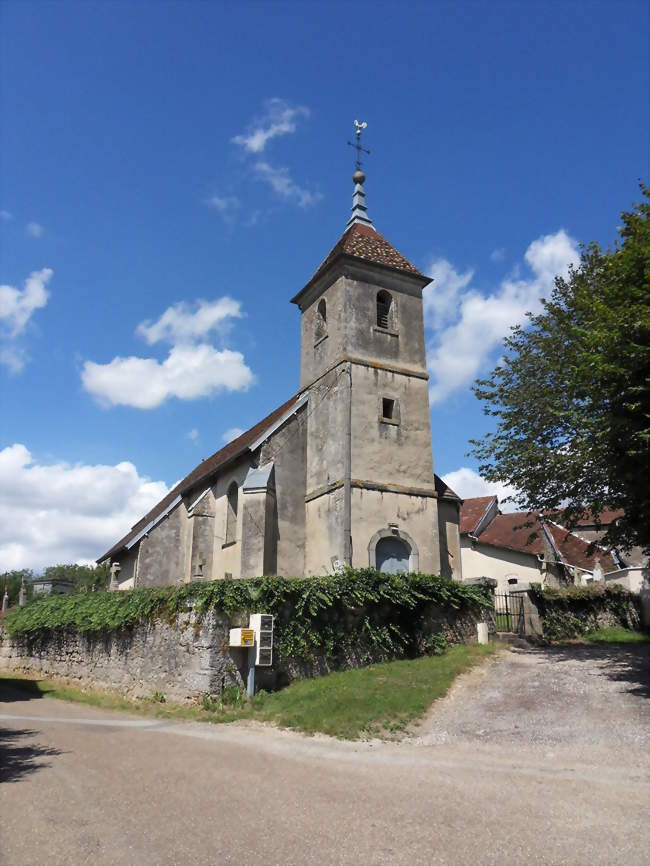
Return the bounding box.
[346,119,374,231]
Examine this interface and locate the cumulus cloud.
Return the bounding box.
[0,268,52,372]
[425,230,579,404]
[490,247,506,262]
[187,428,199,442]
[222,427,245,444]
[82,345,254,409]
[136,297,243,345]
[232,98,309,154]
[0,443,169,571]
[441,467,519,510]
[26,222,44,238]
[254,161,322,208]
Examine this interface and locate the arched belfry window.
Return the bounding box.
[225,481,238,545]
[376,291,392,329]
[315,298,327,340]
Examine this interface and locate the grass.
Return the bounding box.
[582,625,650,644]
[0,642,496,740]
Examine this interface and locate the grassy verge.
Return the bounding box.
[0,643,495,739]
[582,625,650,644]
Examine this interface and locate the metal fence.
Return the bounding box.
[493,592,525,635]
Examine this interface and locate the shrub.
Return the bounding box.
[529,583,641,641]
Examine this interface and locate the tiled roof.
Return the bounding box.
[303,223,424,292]
[459,496,497,535]
[545,522,617,572]
[477,512,543,556]
[98,393,300,562]
[474,511,617,572]
[573,508,624,527]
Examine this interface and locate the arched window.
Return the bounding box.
[315,298,327,340]
[225,481,238,545]
[375,536,410,574]
[376,291,392,329]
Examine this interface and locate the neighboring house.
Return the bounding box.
[99,164,462,586]
[459,496,621,590]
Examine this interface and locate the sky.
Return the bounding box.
[1,0,648,570]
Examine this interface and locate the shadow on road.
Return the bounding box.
[0,678,45,703]
[533,643,650,700]
[0,727,62,783]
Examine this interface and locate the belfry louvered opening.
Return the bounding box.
[376,290,392,329]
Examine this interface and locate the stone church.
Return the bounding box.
[99,164,463,586]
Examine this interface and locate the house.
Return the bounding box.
[458,495,631,590]
[99,159,462,586]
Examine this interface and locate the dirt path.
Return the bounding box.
[1,644,648,866]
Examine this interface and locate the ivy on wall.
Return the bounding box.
[528,583,642,641]
[2,570,491,664]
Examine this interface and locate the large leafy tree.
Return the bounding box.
[470,185,650,555]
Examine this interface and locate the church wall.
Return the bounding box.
[259,405,307,577]
[350,364,435,490]
[350,488,440,574]
[136,501,191,587]
[342,272,428,373]
[299,277,346,387]
[115,546,138,584]
[438,500,462,581]
[305,366,348,496]
[305,488,345,575]
[209,459,251,580]
[188,489,216,582]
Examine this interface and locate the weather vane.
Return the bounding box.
[348,119,370,172]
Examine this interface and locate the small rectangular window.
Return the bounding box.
[382,398,395,419]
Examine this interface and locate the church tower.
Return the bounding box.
[292,129,441,575]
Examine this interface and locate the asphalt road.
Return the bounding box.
[1,644,649,866]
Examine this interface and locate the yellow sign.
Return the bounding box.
[241,628,255,646]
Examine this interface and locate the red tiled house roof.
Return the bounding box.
[544,521,617,572]
[459,496,497,535]
[99,393,300,562]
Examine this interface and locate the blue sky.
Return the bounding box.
[1,0,648,569]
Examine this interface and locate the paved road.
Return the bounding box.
[1,644,649,866]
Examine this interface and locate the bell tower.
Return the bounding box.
[291,123,440,576]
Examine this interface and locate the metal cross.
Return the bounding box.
[347,119,370,171]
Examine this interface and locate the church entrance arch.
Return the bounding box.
[368,528,419,574]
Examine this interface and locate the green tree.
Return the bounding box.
[471,185,650,555]
[43,563,110,593]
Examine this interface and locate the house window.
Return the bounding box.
[376,291,392,329]
[225,482,238,545]
[315,298,327,341]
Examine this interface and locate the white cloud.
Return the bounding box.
[82,344,255,409]
[0,210,12,222]
[0,268,52,372]
[222,427,245,444]
[26,222,44,238]
[0,268,52,338]
[187,428,199,442]
[441,467,519,510]
[423,259,474,330]
[136,297,243,345]
[426,229,579,404]
[490,247,505,262]
[254,160,321,208]
[232,98,309,154]
[0,443,169,571]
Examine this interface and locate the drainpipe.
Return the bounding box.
[343,362,352,566]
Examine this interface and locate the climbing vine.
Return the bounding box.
[2,569,491,664]
[528,583,642,641]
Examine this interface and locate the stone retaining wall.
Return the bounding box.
[0,601,484,702]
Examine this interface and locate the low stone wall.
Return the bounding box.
[0,599,485,702]
[525,584,642,641]
[0,609,245,702]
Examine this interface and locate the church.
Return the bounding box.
[99,155,463,586]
